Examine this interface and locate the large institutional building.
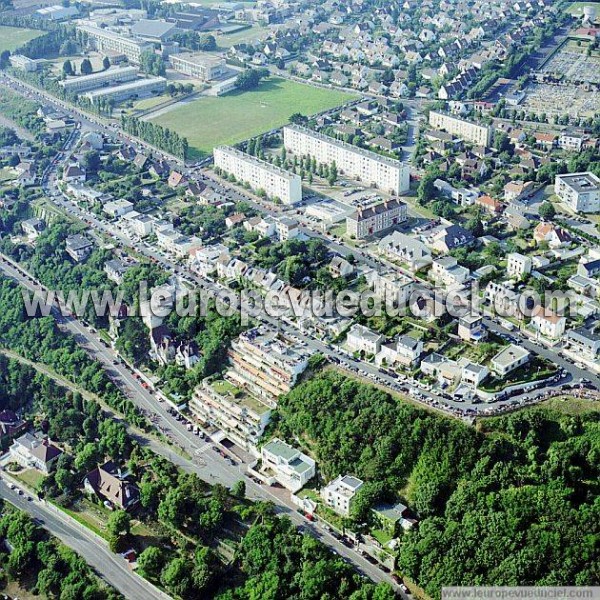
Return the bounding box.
[555,172,600,213]
[346,198,407,238]
[77,25,153,63]
[214,146,303,205]
[428,110,493,147]
[84,77,166,104]
[59,66,139,94]
[170,52,227,81]
[283,124,410,195]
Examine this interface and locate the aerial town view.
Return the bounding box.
[0,0,597,597]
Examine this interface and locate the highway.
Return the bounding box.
[0,481,168,600]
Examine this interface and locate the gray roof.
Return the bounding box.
[131,19,176,39]
[263,438,298,462]
[568,327,600,347]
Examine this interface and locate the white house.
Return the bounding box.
[260,438,316,493]
[376,334,423,367]
[346,323,384,355]
[506,252,532,279]
[321,475,364,516]
[430,257,470,288]
[10,433,63,474]
[531,308,567,340]
[491,344,530,377]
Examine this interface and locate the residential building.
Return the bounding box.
[84,77,167,104]
[227,326,310,403]
[84,461,139,510]
[531,308,567,340]
[461,361,489,387]
[566,327,600,360]
[504,180,536,203]
[65,234,93,262]
[125,213,154,237]
[372,502,417,534]
[346,198,407,238]
[21,217,45,239]
[534,223,572,248]
[104,259,130,284]
[428,111,492,146]
[77,25,154,63]
[0,410,28,438]
[104,199,134,218]
[491,344,531,377]
[62,163,86,184]
[321,475,364,516]
[190,378,272,451]
[214,146,302,205]
[275,217,299,241]
[506,252,532,279]
[376,334,424,367]
[378,231,432,272]
[430,256,470,288]
[9,54,38,72]
[10,433,62,474]
[283,125,410,195]
[329,256,354,278]
[458,314,487,343]
[554,172,600,213]
[260,438,316,492]
[346,323,384,355]
[170,52,227,81]
[365,269,413,307]
[59,66,139,94]
[424,224,475,254]
[559,131,585,152]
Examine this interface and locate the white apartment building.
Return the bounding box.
[214,146,302,205]
[346,198,407,238]
[261,438,316,492]
[554,172,600,214]
[376,334,424,367]
[170,52,227,81]
[506,252,532,279]
[458,314,487,343]
[123,212,155,237]
[59,66,139,93]
[346,323,384,355]
[283,125,410,194]
[84,77,166,104]
[321,475,364,516]
[428,111,492,146]
[104,199,134,218]
[365,268,413,308]
[190,379,271,451]
[77,25,153,63]
[430,256,470,288]
[227,326,310,403]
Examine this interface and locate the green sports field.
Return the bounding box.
[0,26,44,53]
[149,77,356,159]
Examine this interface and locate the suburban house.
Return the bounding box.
[0,410,28,439]
[329,256,354,278]
[84,461,140,510]
[62,163,86,184]
[10,433,63,474]
[376,334,424,367]
[566,327,600,360]
[491,344,530,377]
[378,231,432,272]
[506,252,532,279]
[458,314,487,343]
[372,502,417,534]
[321,475,364,516]
[533,223,572,248]
[430,256,470,288]
[65,234,94,262]
[21,217,45,239]
[531,308,567,340]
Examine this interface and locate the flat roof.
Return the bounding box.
[492,344,530,367]
[172,52,226,67]
[557,172,600,193]
[215,145,300,182]
[263,438,298,461]
[85,77,166,99]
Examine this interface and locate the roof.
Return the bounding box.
[263,438,299,462]
[85,461,139,509]
[350,198,406,222]
[492,344,530,367]
[373,502,408,522]
[397,334,421,351]
[131,19,176,39]
[66,234,92,251]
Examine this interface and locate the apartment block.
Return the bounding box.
[59,66,139,93]
[170,52,227,81]
[283,124,410,194]
[227,326,311,404]
[84,77,166,104]
[321,475,364,516]
[190,379,271,451]
[261,438,316,492]
[554,172,600,214]
[428,110,492,147]
[346,198,407,238]
[214,146,302,205]
[77,25,153,63]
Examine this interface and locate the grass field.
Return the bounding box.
[149,77,355,159]
[216,25,271,48]
[566,1,599,15]
[0,25,44,53]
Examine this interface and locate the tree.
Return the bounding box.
[80,58,93,75]
[197,34,216,51]
[235,68,268,91]
[161,557,195,598]
[107,510,131,538]
[539,202,556,221]
[137,546,165,580]
[232,480,246,499]
[62,59,73,76]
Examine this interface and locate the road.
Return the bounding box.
[0,483,168,600]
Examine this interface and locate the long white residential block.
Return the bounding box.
[283,124,410,195]
[214,146,302,205]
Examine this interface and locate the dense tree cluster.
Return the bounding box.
[0,505,121,598]
[0,88,45,137]
[235,68,270,91]
[120,114,189,159]
[139,51,166,77]
[273,371,600,597]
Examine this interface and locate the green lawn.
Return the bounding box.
[216,25,271,49]
[0,26,44,53]
[149,77,356,159]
